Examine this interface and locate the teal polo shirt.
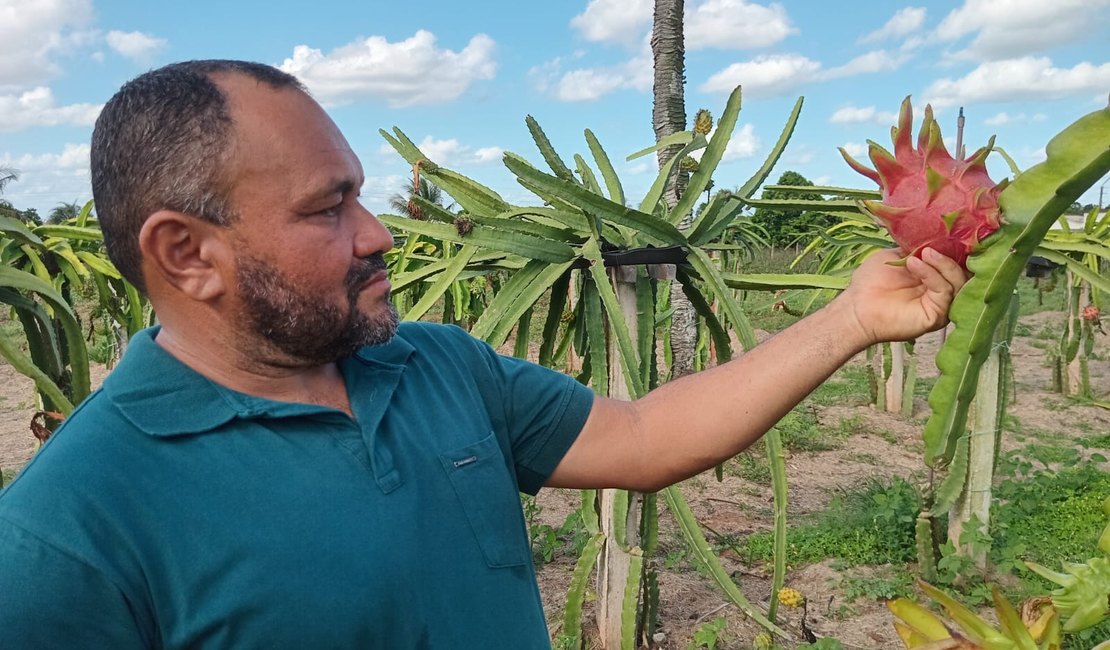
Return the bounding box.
[0,322,594,649]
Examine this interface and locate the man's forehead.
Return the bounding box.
[208,73,364,199]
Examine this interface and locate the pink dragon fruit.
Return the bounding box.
[840,96,1006,269]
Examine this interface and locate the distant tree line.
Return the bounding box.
[746,170,836,248]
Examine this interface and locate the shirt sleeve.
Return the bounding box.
[0,517,149,649]
[468,339,596,495]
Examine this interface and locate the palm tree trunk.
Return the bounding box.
[597,4,690,645]
[652,0,695,380]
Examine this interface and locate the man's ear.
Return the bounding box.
[138,211,231,301]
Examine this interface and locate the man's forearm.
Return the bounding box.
[547,248,963,492]
[625,296,872,489]
[552,295,873,492]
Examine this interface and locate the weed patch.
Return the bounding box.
[740,478,920,567]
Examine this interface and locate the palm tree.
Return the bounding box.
[388,176,450,220]
[47,201,82,225]
[651,0,697,380]
[0,166,18,195]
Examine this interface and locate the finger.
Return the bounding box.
[921,248,969,293]
[868,248,904,265]
[905,254,955,297]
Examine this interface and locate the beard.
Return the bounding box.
[235,253,399,365]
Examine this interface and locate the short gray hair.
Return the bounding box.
[90,60,305,293]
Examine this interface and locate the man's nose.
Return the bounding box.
[353,204,395,257]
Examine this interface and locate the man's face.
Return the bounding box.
[216,75,398,365]
[236,251,398,364]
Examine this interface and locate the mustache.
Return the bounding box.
[345,254,387,292]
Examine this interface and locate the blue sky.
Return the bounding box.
[2,0,1108,219]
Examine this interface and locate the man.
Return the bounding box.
[0,61,966,648]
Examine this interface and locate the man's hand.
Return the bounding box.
[837,247,968,347]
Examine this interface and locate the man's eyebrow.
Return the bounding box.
[305,178,358,203]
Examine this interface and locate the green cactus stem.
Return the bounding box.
[923,106,1110,468]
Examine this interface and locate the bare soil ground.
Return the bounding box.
[1,310,1107,648]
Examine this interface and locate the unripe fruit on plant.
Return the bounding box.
[840,97,1006,269]
[693,109,714,136]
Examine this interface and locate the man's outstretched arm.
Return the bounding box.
[546,248,967,492]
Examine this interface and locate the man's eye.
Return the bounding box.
[317,205,342,218]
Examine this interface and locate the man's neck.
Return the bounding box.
[154,325,353,416]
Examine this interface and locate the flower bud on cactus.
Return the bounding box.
[840,97,1006,269]
[693,109,714,136]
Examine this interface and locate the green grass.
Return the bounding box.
[726,449,771,484]
[1078,433,1110,449]
[739,478,921,567]
[809,365,871,407]
[1015,274,1066,316]
[837,566,915,603]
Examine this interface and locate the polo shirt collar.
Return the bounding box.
[104,327,415,437]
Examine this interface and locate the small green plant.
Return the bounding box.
[834,415,871,438]
[687,616,728,650]
[775,407,848,452]
[839,568,915,602]
[728,449,772,484]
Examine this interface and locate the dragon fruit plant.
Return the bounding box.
[840,97,1005,270]
[850,99,1109,649]
[832,97,1109,469]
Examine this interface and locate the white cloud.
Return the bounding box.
[0,87,102,132]
[829,105,899,125]
[700,54,821,97]
[3,142,90,171]
[473,146,504,163]
[702,48,907,97]
[823,50,905,79]
[841,142,868,158]
[925,57,1110,107]
[279,31,497,107]
[0,143,92,214]
[378,136,501,166]
[0,0,94,87]
[570,0,653,46]
[538,38,653,102]
[685,0,796,50]
[936,0,1110,60]
[358,174,406,214]
[691,123,760,163]
[859,7,926,44]
[105,30,166,63]
[570,0,796,50]
[413,137,465,165]
[983,112,1048,126]
[721,123,759,161]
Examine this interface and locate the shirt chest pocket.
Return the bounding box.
[438,432,530,568]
